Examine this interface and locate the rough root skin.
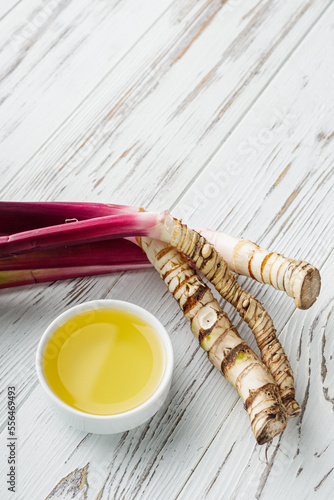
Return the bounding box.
[139,237,287,444]
[246,383,288,445]
[164,216,301,418]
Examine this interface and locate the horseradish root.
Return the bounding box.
[199,229,321,310]
[138,236,287,444]
[156,213,301,418]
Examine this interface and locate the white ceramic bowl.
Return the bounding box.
[36,299,174,434]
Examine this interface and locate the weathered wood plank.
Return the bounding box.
[0,0,23,21]
[0,0,174,177]
[0,0,330,200]
[0,1,333,499]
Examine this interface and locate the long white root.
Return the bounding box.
[199,229,321,310]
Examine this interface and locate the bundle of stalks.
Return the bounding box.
[0,202,321,443]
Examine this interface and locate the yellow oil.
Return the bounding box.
[43,308,165,415]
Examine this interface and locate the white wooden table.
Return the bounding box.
[0,1,333,498]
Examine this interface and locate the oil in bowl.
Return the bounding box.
[42,308,166,416]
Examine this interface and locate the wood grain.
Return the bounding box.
[0,0,330,202]
[0,0,333,499]
[0,0,174,177]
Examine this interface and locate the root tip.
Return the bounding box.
[285,400,301,418]
[295,266,321,310]
[256,413,287,445]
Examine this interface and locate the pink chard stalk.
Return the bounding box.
[0,238,151,289]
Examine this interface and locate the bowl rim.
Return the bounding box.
[36,299,174,422]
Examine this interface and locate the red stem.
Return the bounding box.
[0,201,138,235]
[0,264,150,289]
[0,211,157,257]
[0,238,152,289]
